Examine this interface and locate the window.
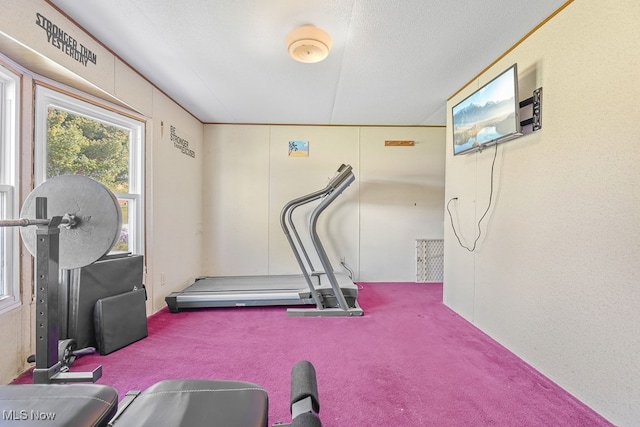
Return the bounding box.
[0,65,20,314]
[34,86,144,257]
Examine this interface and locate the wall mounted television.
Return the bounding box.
[452,64,522,156]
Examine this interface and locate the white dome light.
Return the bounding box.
[286,25,332,64]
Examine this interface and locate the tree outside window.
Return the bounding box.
[35,86,144,256]
[46,108,131,251]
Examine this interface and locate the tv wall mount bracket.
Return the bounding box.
[519,87,543,133]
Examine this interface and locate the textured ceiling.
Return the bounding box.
[48,0,567,125]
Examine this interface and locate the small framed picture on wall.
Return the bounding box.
[288,140,309,157]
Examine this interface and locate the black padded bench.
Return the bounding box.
[1,360,321,427]
[110,379,269,426]
[0,383,118,426]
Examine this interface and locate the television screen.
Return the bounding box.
[452,64,521,155]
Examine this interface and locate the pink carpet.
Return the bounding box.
[13,283,612,426]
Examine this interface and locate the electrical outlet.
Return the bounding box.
[160,272,166,286]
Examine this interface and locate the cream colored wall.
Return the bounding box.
[0,307,30,388]
[0,0,204,383]
[202,125,361,277]
[202,125,271,276]
[203,125,445,281]
[444,1,640,425]
[146,89,204,312]
[0,0,135,111]
[0,1,113,93]
[267,126,360,276]
[360,127,445,281]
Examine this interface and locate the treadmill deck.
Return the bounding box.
[165,273,359,312]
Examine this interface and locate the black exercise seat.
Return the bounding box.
[1,361,318,426]
[0,383,118,427]
[109,379,268,427]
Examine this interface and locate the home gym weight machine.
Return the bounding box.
[0,174,123,384]
[0,174,323,426]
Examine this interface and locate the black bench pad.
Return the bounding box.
[113,379,268,427]
[0,384,118,427]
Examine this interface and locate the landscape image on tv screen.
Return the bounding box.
[452,65,519,155]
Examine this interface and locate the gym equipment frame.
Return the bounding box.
[0,175,123,384]
[1,174,323,426]
[166,164,363,316]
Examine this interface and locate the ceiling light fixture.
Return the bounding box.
[286,25,332,64]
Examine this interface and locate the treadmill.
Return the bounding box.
[165,164,363,316]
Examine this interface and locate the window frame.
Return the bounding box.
[34,85,145,257]
[0,64,20,314]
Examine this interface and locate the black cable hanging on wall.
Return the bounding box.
[446,143,499,252]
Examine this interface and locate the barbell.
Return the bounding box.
[0,175,123,270]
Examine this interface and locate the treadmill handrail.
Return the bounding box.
[281,191,326,309]
[279,164,353,271]
[285,195,322,273]
[327,164,352,190]
[308,172,355,310]
[279,164,354,309]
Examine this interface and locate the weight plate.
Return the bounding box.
[20,175,123,270]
